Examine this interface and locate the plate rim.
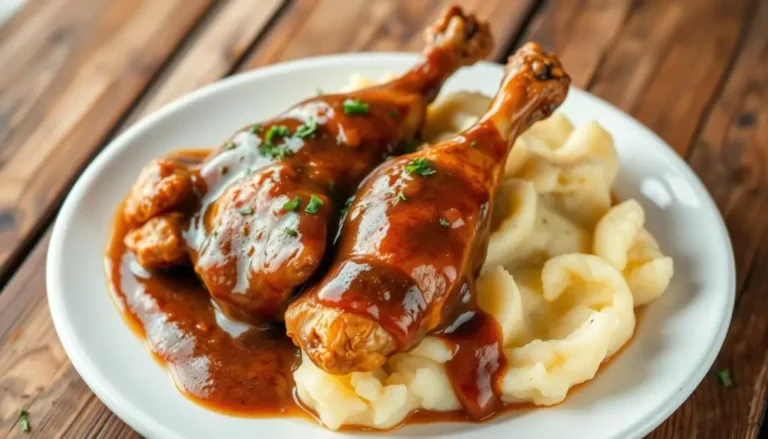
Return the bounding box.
[46,51,736,439]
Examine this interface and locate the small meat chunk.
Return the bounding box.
[124,213,187,269]
[124,159,192,225]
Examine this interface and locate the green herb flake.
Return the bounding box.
[343,98,370,115]
[238,206,254,216]
[316,88,324,96]
[387,109,400,119]
[439,218,450,227]
[249,124,263,134]
[305,194,324,214]
[244,167,253,176]
[18,409,30,433]
[283,197,301,212]
[396,191,406,202]
[405,157,436,176]
[264,124,291,144]
[284,227,298,237]
[295,117,319,138]
[223,140,236,150]
[470,140,478,148]
[259,143,293,160]
[716,369,734,388]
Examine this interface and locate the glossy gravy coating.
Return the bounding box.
[107,149,627,427]
[107,148,513,425]
[108,213,302,416]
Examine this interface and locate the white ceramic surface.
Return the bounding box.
[47,53,735,439]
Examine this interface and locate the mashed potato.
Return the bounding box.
[293,81,674,429]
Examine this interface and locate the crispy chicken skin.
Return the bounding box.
[285,42,571,375]
[123,159,192,225]
[120,5,493,323]
[124,213,187,269]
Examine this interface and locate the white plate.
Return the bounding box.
[47,53,735,439]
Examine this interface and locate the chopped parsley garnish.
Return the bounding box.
[295,117,318,138]
[470,140,478,148]
[396,191,406,202]
[223,140,236,150]
[343,98,369,115]
[18,409,30,433]
[439,218,450,227]
[264,124,291,144]
[401,139,418,153]
[716,369,734,387]
[387,109,400,119]
[249,124,263,134]
[238,206,254,215]
[284,227,298,237]
[283,197,301,212]
[405,157,436,176]
[259,143,293,159]
[305,195,324,214]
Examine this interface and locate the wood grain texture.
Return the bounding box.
[589,0,751,155]
[521,0,635,87]
[124,0,285,123]
[0,0,765,437]
[242,0,540,68]
[0,0,217,284]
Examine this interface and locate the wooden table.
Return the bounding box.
[0,0,765,437]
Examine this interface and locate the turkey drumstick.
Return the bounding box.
[121,5,493,323]
[285,43,570,385]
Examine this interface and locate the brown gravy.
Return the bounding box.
[108,213,304,417]
[106,148,634,429]
[108,203,522,424]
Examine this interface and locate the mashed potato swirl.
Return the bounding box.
[293,81,674,429]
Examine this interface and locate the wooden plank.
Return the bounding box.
[0,0,217,283]
[242,0,541,68]
[652,0,768,436]
[520,0,635,87]
[523,0,751,156]
[125,0,284,123]
[588,0,751,155]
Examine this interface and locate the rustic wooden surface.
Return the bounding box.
[0,0,765,437]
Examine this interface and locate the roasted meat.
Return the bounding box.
[285,43,571,380]
[122,5,493,323]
